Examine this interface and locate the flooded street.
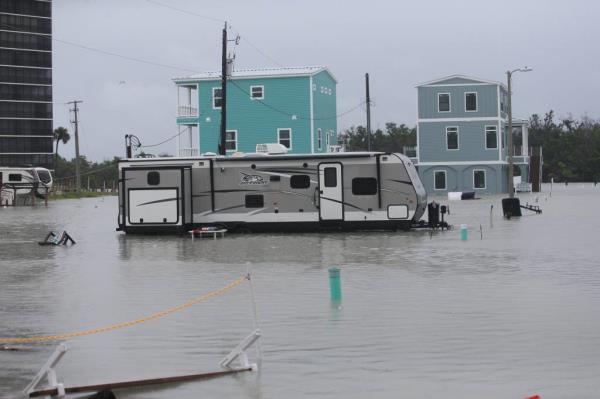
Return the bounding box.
[1,185,600,398]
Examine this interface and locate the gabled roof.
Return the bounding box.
[416,74,506,89]
[174,66,337,83]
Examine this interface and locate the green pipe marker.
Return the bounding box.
[328,267,342,301]
[460,224,468,241]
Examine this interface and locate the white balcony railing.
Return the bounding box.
[328,145,345,153]
[402,146,417,158]
[179,148,199,157]
[178,105,198,117]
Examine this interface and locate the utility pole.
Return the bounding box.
[219,22,228,156]
[68,100,82,193]
[365,73,372,152]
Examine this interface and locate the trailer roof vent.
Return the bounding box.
[256,143,288,155]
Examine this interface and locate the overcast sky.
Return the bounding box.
[52,0,600,161]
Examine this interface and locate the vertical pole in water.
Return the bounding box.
[490,205,493,228]
[245,267,262,365]
[328,267,342,301]
[460,224,468,241]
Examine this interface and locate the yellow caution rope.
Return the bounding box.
[0,275,247,344]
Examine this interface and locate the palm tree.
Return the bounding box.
[53,127,70,167]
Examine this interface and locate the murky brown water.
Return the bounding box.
[1,184,600,398]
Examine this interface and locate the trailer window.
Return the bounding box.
[37,169,51,183]
[352,177,377,195]
[245,194,264,208]
[8,173,22,182]
[324,167,337,187]
[147,171,160,185]
[290,175,310,189]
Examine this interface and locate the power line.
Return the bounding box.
[143,0,285,68]
[229,25,285,68]
[229,80,364,121]
[139,130,185,148]
[144,0,225,23]
[53,38,197,73]
[0,21,197,73]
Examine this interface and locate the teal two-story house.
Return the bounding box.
[415,75,530,195]
[173,66,337,156]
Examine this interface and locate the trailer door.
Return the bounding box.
[122,166,191,228]
[318,163,343,221]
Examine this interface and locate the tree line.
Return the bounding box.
[50,109,599,188]
[338,111,600,182]
[528,111,600,182]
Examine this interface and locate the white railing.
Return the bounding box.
[178,105,198,117]
[403,146,417,157]
[178,148,199,157]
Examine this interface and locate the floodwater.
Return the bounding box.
[1,184,600,398]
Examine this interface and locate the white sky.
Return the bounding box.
[52,0,600,161]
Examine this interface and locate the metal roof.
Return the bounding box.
[416,74,507,89]
[173,66,337,83]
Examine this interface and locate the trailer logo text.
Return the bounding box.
[239,172,268,186]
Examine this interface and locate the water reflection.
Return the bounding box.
[2,188,600,398]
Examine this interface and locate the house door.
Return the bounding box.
[318,163,343,221]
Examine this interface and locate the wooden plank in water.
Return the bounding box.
[29,368,251,398]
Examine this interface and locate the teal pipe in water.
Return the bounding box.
[460,224,468,241]
[328,267,342,301]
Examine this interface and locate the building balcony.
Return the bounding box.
[402,146,417,158]
[178,105,198,117]
[178,148,199,157]
[506,146,529,164]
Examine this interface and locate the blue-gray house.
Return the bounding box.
[415,75,530,195]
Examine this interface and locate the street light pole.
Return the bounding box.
[506,67,532,198]
[507,70,514,198]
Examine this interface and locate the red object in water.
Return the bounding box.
[525,396,540,399]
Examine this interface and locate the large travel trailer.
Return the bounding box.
[117,151,427,234]
[0,167,53,203]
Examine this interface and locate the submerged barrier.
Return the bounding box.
[0,275,248,344]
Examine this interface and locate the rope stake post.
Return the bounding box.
[23,343,67,399]
[219,329,261,371]
[10,275,259,397]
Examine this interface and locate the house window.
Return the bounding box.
[446,127,459,150]
[473,169,486,189]
[245,194,264,208]
[434,170,447,190]
[212,87,222,109]
[290,175,310,189]
[352,177,377,195]
[147,171,160,185]
[317,128,322,150]
[465,92,477,112]
[278,128,292,149]
[485,126,498,149]
[438,93,450,112]
[225,130,237,151]
[250,85,264,100]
